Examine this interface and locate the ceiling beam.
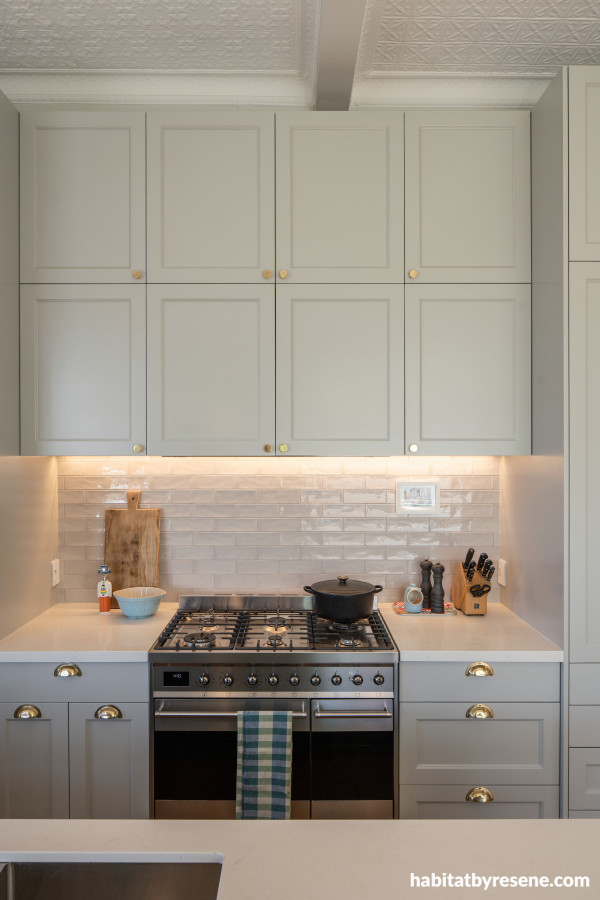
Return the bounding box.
[315,0,367,110]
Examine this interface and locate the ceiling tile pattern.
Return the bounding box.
[0,0,312,72]
[356,0,600,74]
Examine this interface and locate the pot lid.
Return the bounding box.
[309,576,377,595]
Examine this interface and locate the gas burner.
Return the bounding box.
[183,631,216,648]
[266,614,287,627]
[264,623,287,635]
[328,621,364,633]
[336,635,366,649]
[265,634,287,648]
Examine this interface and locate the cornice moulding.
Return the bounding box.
[351,72,554,108]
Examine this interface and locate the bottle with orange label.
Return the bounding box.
[97,564,112,614]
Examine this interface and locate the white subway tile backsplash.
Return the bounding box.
[58,456,500,603]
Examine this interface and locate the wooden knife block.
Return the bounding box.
[452,564,488,615]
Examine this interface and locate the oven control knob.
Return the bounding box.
[289,674,300,686]
[268,673,279,686]
[223,674,234,687]
[310,674,321,686]
[331,674,343,686]
[373,673,385,686]
[247,674,258,686]
[198,673,210,686]
[351,674,363,686]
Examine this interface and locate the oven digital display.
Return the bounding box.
[164,671,190,687]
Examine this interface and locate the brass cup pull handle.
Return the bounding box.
[465,662,494,677]
[94,705,123,720]
[132,270,143,280]
[14,704,42,719]
[54,663,82,678]
[465,786,494,803]
[279,270,288,279]
[408,269,418,279]
[466,703,494,719]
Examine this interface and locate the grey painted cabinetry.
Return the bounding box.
[0,662,150,820]
[398,661,560,819]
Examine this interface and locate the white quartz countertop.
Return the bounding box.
[0,602,178,662]
[0,818,595,899]
[379,601,563,661]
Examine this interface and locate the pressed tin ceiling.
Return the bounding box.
[0,0,599,106]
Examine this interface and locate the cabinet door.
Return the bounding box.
[569,68,600,261]
[147,112,274,283]
[276,285,404,455]
[276,112,404,283]
[20,111,146,284]
[570,264,600,660]
[21,284,146,455]
[400,785,559,820]
[405,110,530,283]
[0,702,69,818]
[68,702,149,819]
[405,284,531,455]
[147,285,275,456]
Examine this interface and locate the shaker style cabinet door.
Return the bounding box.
[404,284,531,455]
[20,284,147,456]
[276,285,404,455]
[569,264,600,660]
[147,285,275,456]
[405,110,530,283]
[0,702,69,819]
[20,111,146,284]
[276,112,404,283]
[147,112,274,283]
[68,703,149,819]
[569,68,600,261]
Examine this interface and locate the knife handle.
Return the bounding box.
[476,552,488,571]
[482,558,493,577]
[463,547,475,570]
[486,566,495,582]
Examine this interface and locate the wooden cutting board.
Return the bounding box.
[104,490,160,607]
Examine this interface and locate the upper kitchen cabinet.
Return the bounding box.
[146,112,274,283]
[275,284,404,455]
[20,284,146,456]
[146,284,275,455]
[276,112,404,284]
[404,110,531,284]
[404,284,531,456]
[20,111,146,284]
[0,89,19,455]
[569,68,600,261]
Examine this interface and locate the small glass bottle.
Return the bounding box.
[97,564,112,614]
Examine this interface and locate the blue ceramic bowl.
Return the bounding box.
[113,587,166,618]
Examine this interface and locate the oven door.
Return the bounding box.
[310,699,395,819]
[153,698,310,820]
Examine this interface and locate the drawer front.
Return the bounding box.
[570,664,600,704]
[569,749,600,810]
[400,784,559,819]
[400,702,560,785]
[399,661,559,702]
[570,706,600,747]
[0,662,149,702]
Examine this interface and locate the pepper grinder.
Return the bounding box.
[430,561,445,614]
[419,558,433,611]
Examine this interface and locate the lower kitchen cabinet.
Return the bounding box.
[569,664,600,816]
[398,660,560,819]
[0,662,150,819]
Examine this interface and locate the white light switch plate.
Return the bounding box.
[50,558,60,587]
[497,558,506,587]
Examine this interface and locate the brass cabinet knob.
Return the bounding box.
[466,703,494,719]
[465,786,494,803]
[408,443,419,453]
[54,663,82,678]
[14,704,41,719]
[132,270,143,280]
[264,444,273,453]
[133,444,144,454]
[263,270,273,280]
[94,705,123,720]
[465,662,494,678]
[279,444,289,453]
[279,270,288,280]
[408,269,418,279]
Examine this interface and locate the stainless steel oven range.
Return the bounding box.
[150,594,398,820]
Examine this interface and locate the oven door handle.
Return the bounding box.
[155,708,308,719]
[313,704,392,719]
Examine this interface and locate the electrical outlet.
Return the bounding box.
[497,558,507,587]
[50,558,60,587]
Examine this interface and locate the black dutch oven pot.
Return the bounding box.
[304,576,383,624]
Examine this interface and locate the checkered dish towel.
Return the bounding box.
[236,710,293,819]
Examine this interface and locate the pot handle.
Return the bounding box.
[373,585,384,593]
[303,585,316,595]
